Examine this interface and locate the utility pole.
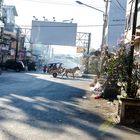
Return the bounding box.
[0,0,2,19]
[76,0,107,52]
[99,0,109,74]
[75,0,109,74]
[87,33,91,54]
[0,0,4,65]
[15,28,20,61]
[0,0,3,10]
[127,0,138,96]
[0,0,3,19]
[101,0,109,52]
[86,33,91,74]
[0,0,4,42]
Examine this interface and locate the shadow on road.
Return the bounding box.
[0,72,137,139]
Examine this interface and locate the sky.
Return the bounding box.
[4,0,105,55]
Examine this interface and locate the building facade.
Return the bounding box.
[0,5,26,63]
[106,0,127,51]
[0,5,18,62]
[125,0,140,50]
[135,0,140,55]
[2,5,18,32]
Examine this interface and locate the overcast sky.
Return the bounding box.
[4,0,105,55]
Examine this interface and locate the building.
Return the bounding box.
[137,0,140,29]
[31,44,52,66]
[0,5,26,63]
[2,5,18,32]
[0,5,18,62]
[124,0,140,61]
[135,0,140,58]
[106,0,127,51]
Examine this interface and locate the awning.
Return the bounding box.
[4,31,16,39]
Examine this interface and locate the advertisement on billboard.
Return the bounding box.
[31,21,77,46]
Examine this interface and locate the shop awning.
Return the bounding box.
[4,31,16,39]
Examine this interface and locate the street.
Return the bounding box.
[0,72,140,140]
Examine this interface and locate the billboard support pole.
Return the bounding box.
[87,33,91,54]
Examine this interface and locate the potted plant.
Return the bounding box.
[103,0,140,127]
[105,42,140,127]
[118,0,140,127]
[116,43,140,127]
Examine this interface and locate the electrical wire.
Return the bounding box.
[22,0,105,9]
[6,24,125,29]
[115,0,126,11]
[111,1,125,14]
[111,1,125,15]
[23,0,80,6]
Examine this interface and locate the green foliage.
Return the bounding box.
[82,56,100,75]
[107,55,118,84]
[88,61,100,75]
[106,44,140,98]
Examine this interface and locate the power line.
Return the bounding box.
[111,1,125,15]
[23,0,105,9]
[111,1,125,14]
[5,24,125,29]
[115,0,126,11]
[24,0,79,6]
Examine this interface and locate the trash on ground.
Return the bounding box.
[90,82,104,99]
[82,96,87,99]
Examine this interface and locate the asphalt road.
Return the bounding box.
[0,71,139,140]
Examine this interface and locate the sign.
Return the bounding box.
[77,47,86,53]
[10,49,15,55]
[31,20,77,46]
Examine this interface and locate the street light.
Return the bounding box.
[76,1,104,14]
[75,0,108,52]
[43,16,48,21]
[63,18,74,23]
[33,16,38,20]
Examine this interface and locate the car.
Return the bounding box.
[3,59,25,72]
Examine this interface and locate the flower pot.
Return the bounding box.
[118,96,140,128]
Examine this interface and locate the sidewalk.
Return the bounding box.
[81,91,140,139]
[82,73,96,79]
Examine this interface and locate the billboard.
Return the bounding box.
[31,20,77,46]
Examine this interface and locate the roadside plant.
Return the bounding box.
[106,43,140,98]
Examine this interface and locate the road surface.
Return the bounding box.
[0,72,139,140]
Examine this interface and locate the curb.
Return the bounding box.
[82,74,96,79]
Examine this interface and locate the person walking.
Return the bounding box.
[43,65,47,73]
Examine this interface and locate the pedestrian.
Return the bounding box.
[43,65,47,73]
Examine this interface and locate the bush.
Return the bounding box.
[106,44,140,98]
